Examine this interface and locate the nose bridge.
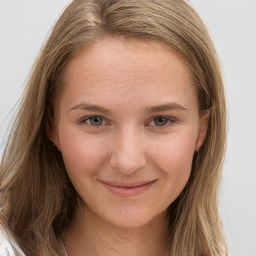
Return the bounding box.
[109,125,146,175]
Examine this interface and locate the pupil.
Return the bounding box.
[90,117,102,125]
[154,117,167,126]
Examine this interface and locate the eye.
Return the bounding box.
[153,117,169,126]
[81,116,105,126]
[148,116,176,128]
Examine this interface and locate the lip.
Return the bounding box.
[99,180,157,197]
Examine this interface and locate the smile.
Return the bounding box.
[99,180,157,197]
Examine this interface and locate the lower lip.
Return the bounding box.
[100,181,157,197]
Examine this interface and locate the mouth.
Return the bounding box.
[99,180,157,197]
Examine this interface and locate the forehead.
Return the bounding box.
[60,37,196,109]
[65,37,190,80]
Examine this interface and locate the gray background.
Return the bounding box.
[0,1,255,255]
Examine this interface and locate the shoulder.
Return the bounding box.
[0,228,25,256]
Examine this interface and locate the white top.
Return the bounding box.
[0,228,25,256]
[0,228,70,256]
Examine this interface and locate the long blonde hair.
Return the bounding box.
[0,0,227,255]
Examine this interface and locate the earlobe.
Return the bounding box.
[50,133,61,151]
[47,122,61,151]
[195,110,210,151]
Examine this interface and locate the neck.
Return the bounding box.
[64,204,169,256]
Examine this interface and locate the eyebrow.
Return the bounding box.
[69,102,188,114]
[145,103,188,113]
[69,103,111,114]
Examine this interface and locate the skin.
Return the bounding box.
[51,37,209,256]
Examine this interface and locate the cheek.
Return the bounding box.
[151,133,197,192]
[58,129,107,179]
[153,132,196,167]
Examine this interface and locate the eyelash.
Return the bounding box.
[147,116,177,128]
[79,116,106,126]
[78,115,177,129]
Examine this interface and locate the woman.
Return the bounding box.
[0,0,228,255]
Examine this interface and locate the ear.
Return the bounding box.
[195,110,210,151]
[47,120,61,151]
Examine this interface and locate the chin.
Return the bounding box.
[101,208,162,229]
[108,218,152,229]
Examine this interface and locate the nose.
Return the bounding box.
[109,127,147,175]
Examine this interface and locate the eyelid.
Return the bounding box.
[78,115,107,125]
[77,115,177,129]
[146,115,177,127]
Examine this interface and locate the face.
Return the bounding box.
[51,37,209,228]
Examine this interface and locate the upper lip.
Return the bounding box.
[99,180,157,188]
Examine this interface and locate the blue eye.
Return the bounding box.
[153,117,169,126]
[84,116,104,126]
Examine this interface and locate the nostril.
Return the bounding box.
[109,150,146,174]
[110,157,145,174]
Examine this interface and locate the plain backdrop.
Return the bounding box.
[0,1,255,255]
